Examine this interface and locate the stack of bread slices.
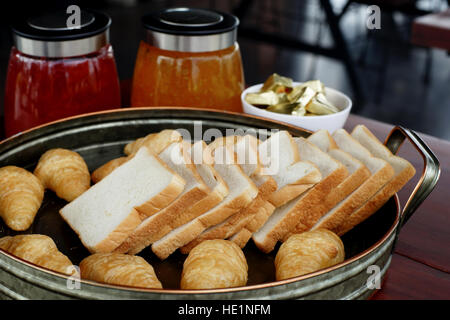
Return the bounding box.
[60,125,415,258]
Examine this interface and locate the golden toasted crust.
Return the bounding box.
[230,201,276,248]
[255,176,278,198]
[337,163,416,236]
[180,193,267,254]
[181,240,248,289]
[322,163,394,235]
[275,229,344,280]
[255,164,348,253]
[324,165,371,208]
[245,201,276,232]
[168,151,230,229]
[0,166,44,231]
[268,183,316,208]
[0,234,75,275]
[134,172,186,219]
[229,228,253,248]
[284,165,349,235]
[152,180,257,260]
[152,219,206,260]
[86,208,143,253]
[80,253,162,289]
[91,157,129,184]
[337,125,416,235]
[114,185,210,255]
[124,130,182,156]
[311,162,374,233]
[171,182,228,229]
[181,175,277,253]
[197,185,257,227]
[34,148,90,202]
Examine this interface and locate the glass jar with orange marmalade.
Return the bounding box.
[131,8,245,113]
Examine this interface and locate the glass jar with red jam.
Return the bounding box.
[4,9,121,137]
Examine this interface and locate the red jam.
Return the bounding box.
[4,45,121,137]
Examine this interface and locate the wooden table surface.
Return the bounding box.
[344,115,450,300]
[412,9,450,51]
[0,112,449,299]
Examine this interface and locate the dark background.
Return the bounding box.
[1,0,449,140]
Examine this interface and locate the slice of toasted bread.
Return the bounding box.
[253,138,348,253]
[59,147,185,253]
[307,130,371,205]
[305,130,372,233]
[259,131,322,207]
[334,125,416,235]
[180,135,276,253]
[229,201,276,248]
[92,129,183,183]
[327,129,397,235]
[151,144,258,259]
[113,141,212,254]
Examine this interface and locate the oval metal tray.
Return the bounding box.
[0,108,440,299]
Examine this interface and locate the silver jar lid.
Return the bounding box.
[142,7,239,53]
[12,9,111,58]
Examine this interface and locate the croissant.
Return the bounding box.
[34,148,90,202]
[275,229,345,281]
[124,129,182,156]
[79,253,162,289]
[0,234,75,275]
[0,166,44,231]
[181,240,248,290]
[91,157,129,184]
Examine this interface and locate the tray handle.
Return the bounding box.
[384,126,441,229]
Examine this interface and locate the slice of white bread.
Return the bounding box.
[167,141,230,227]
[328,129,396,235]
[180,135,277,253]
[151,144,258,259]
[60,147,186,253]
[258,131,322,207]
[114,141,211,254]
[124,129,182,156]
[228,132,324,250]
[334,125,416,235]
[253,138,348,253]
[305,130,372,232]
[91,130,183,184]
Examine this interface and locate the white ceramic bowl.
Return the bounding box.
[242,82,352,133]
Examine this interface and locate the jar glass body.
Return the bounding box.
[131,41,245,112]
[4,44,121,137]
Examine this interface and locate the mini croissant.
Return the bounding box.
[124,129,182,156]
[79,253,162,289]
[181,240,248,289]
[34,149,90,202]
[91,157,129,184]
[275,229,345,281]
[0,234,75,275]
[0,166,44,231]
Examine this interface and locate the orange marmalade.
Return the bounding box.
[131,41,245,112]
